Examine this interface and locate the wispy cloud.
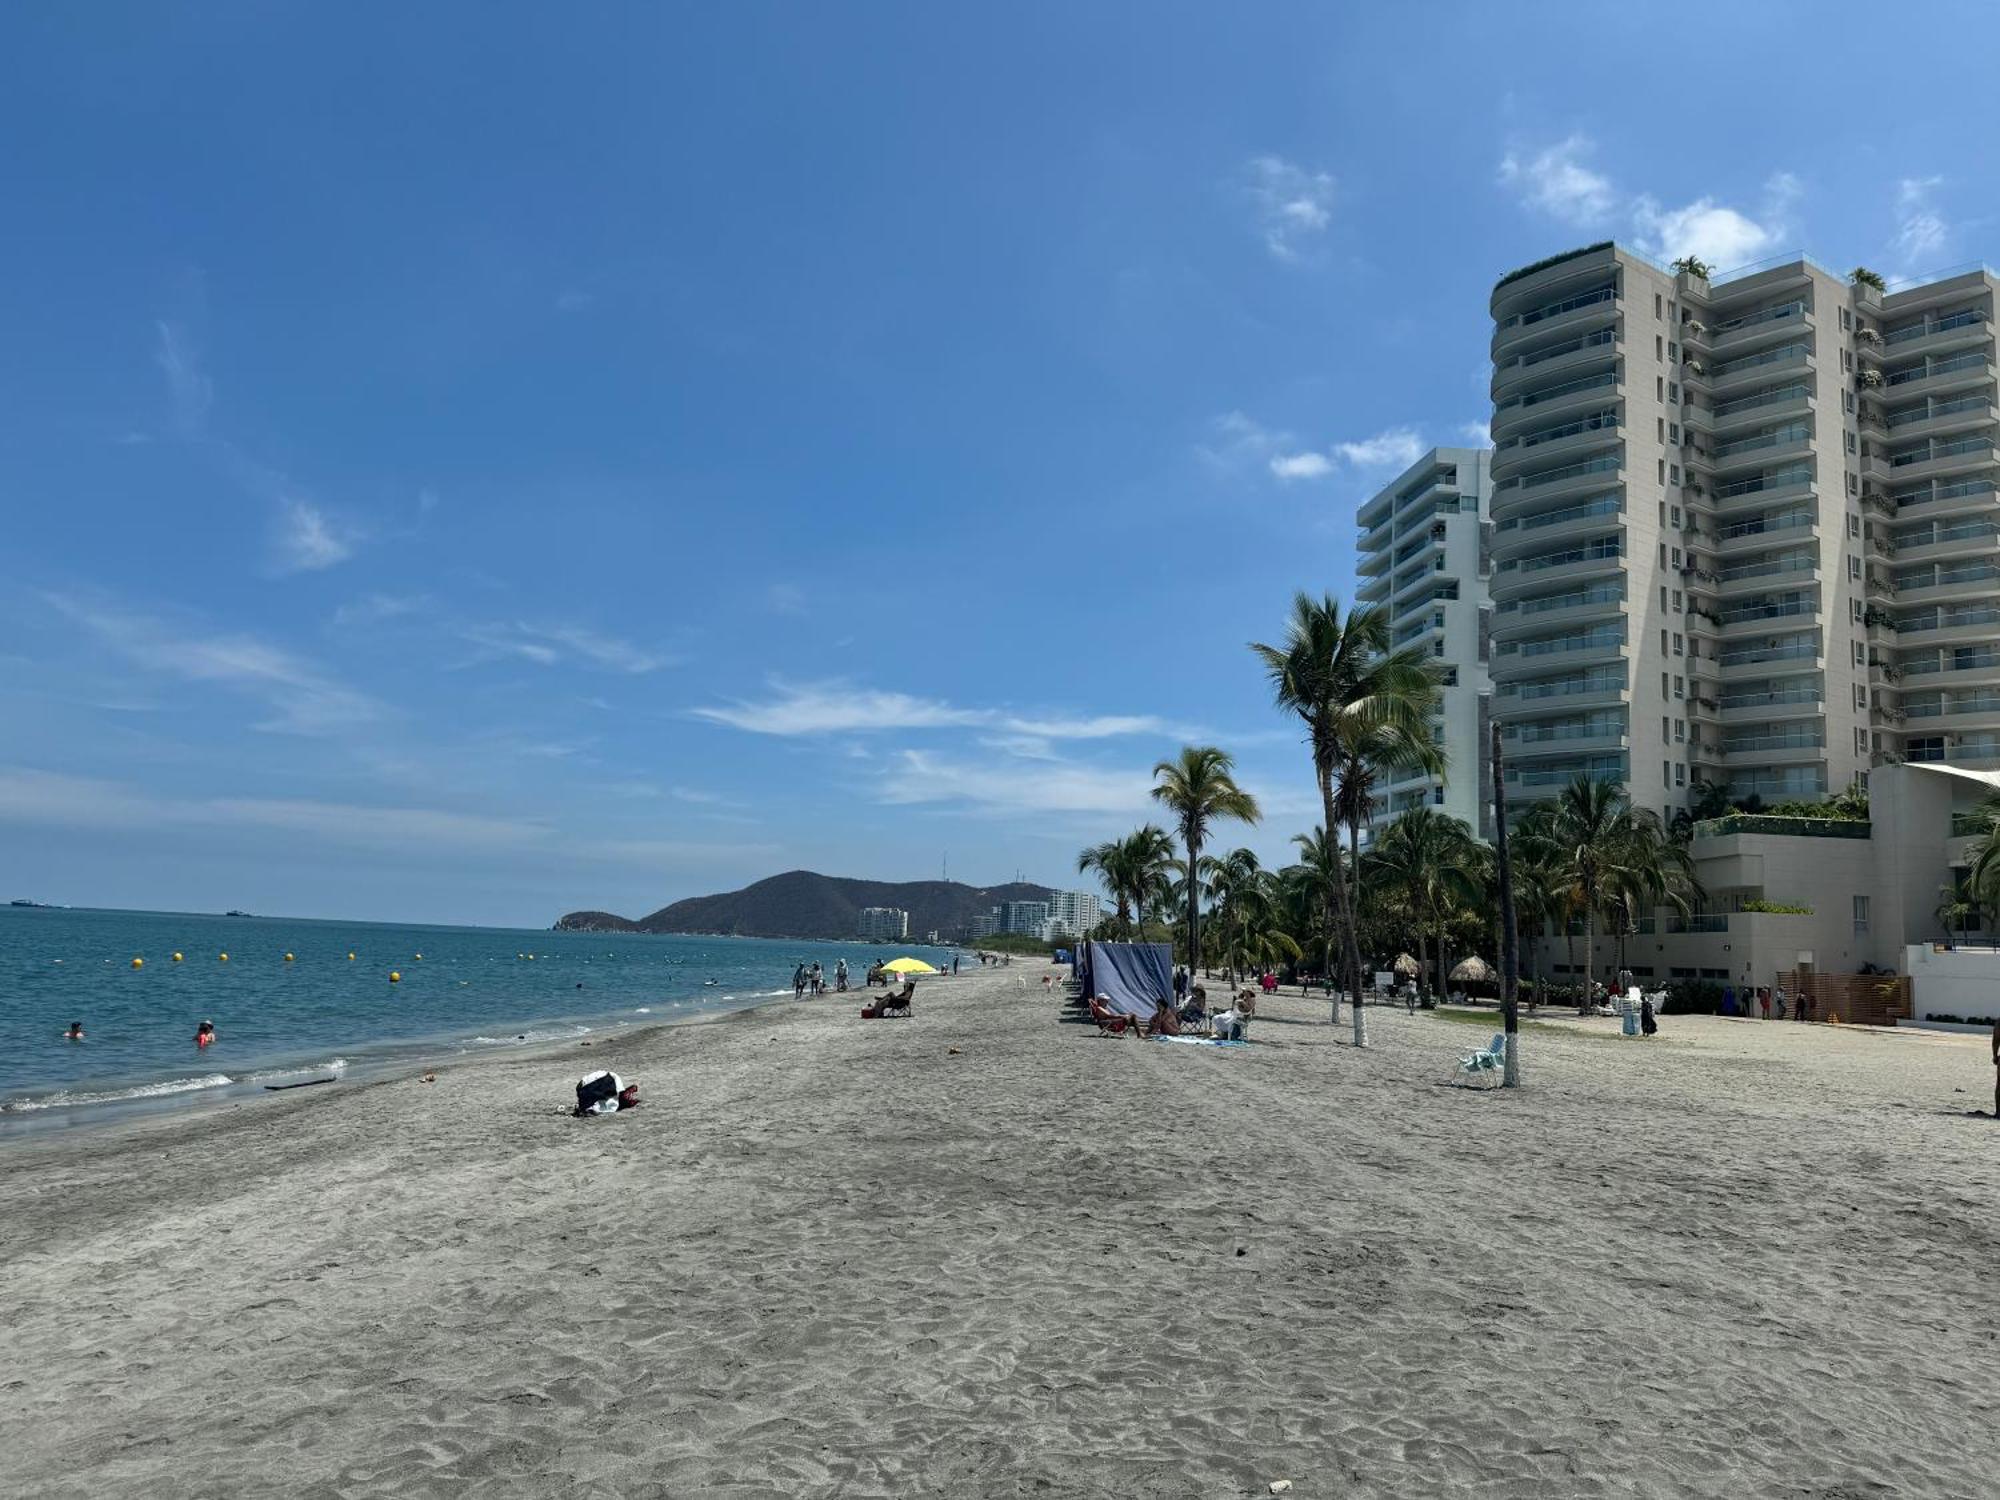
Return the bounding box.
[1892,176,1949,270]
[1245,155,1335,263]
[1497,136,1616,225]
[0,765,773,868]
[333,597,674,675]
[878,749,1156,817]
[693,679,1195,741]
[275,497,354,573]
[764,582,808,616]
[1459,420,1491,445]
[151,323,363,575]
[1501,135,1798,272]
[44,592,385,736]
[1334,427,1425,468]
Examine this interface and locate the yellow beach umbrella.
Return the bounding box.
[882,957,938,975]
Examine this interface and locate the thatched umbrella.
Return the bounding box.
[1391,952,1421,978]
[1449,956,1496,984]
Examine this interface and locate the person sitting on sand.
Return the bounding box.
[1210,1002,1245,1041]
[1146,1001,1181,1037]
[1235,988,1258,1019]
[63,1021,84,1041]
[194,1020,217,1048]
[1178,984,1209,1029]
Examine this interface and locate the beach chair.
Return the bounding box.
[1088,998,1137,1036]
[1451,1033,1506,1087]
[861,983,915,1020]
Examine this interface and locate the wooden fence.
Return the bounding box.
[1777,970,1913,1027]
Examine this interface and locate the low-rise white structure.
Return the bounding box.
[1528,762,1998,1011]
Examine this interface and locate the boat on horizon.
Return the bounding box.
[223,909,255,918]
[10,899,52,908]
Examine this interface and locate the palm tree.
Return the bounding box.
[1077,824,1176,937]
[1505,803,1571,1009]
[1284,826,1343,990]
[1251,593,1441,1044]
[1518,776,1687,1011]
[1151,746,1260,976]
[1366,809,1484,1000]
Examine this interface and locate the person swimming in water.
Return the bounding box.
[63,1021,84,1041]
[195,1019,217,1048]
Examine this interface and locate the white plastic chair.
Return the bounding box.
[1452,1032,1506,1087]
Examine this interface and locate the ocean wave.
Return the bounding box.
[246,1058,348,1084]
[2,1073,236,1113]
[466,1024,593,1047]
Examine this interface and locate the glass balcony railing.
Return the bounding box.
[1516,327,1616,371]
[1712,300,1804,336]
[1512,453,1621,491]
[1885,393,1992,429]
[1893,521,2000,549]
[1713,382,1811,419]
[1506,755,1626,787]
[1718,640,1819,667]
[1718,686,1823,710]
[1500,670,1626,701]
[1505,716,1625,745]
[1725,769,1829,798]
[1501,538,1623,574]
[1893,477,1998,509]
[1503,370,1617,412]
[1886,348,1991,386]
[1722,730,1825,753]
[1501,627,1623,658]
[1897,606,2000,634]
[1718,598,1816,626]
[1901,650,2000,677]
[1497,494,1622,533]
[1712,423,1812,461]
[1708,343,1810,380]
[1884,307,1987,345]
[1890,435,1993,468]
[1718,553,1815,584]
[1718,509,1814,541]
[1506,582,1623,616]
[1514,284,1616,328]
[1895,562,2000,591]
[1713,463,1813,500]
[1508,410,1620,451]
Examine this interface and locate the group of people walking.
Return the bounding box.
[793,960,847,997]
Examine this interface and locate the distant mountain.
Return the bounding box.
[555,871,1057,941]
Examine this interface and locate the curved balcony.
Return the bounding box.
[1880,349,1998,403]
[1493,450,1624,509]
[1491,493,1623,556]
[1898,647,2000,687]
[1880,392,1998,444]
[1491,666,1628,716]
[1699,344,1815,396]
[1702,299,1810,358]
[1491,284,1618,362]
[1492,328,1621,401]
[1891,475,2000,522]
[1893,560,2000,603]
[1895,603,2000,644]
[1491,366,1620,442]
[1707,381,1814,437]
[1490,412,1623,482]
[1881,305,1991,359]
[1491,583,1626,639]
[1489,535,1624,602]
[1887,439,2000,486]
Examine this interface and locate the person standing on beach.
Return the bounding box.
[793,964,807,998]
[1990,1016,1998,1118]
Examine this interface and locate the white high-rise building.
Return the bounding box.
[1482,244,2000,816]
[856,906,908,941]
[1000,899,1051,935]
[1043,889,1105,939]
[1356,447,1495,838]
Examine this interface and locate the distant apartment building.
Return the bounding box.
[1000,900,1051,935]
[966,911,1001,940]
[1043,889,1106,939]
[1484,244,2000,817]
[1357,446,1495,839]
[856,906,908,941]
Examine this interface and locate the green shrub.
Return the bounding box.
[1739,899,1813,915]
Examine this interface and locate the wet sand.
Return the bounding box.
[4,967,1997,1497]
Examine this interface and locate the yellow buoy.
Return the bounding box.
[130,956,144,969]
[347,952,356,961]
[284,952,295,963]
[389,970,402,983]
[172,951,184,963]
[219,953,229,962]
[413,953,423,961]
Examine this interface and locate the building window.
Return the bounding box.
[1660,585,1669,610]
[1850,600,1864,624]
[1675,719,1685,742]
[1841,349,1853,373]
[1853,683,1867,709]
[1658,459,1667,484]
[1661,672,1671,697]
[1848,513,1860,538]
[1669,381,1679,402]
[1844,390,1855,413]
[1855,727,1869,754]
[1674,675,1685,699]
[1655,293,1663,319]
[1840,307,1852,331]
[1848,556,1862,580]
[1432,786,1445,806]
[1672,547,1682,567]
[1440,666,1458,686]
[1853,894,1869,935]
[1656,376,1665,401]
[1675,762,1686,787]
[1853,641,1867,667]
[1656,335,1664,361]
[1845,431,1857,454]
[1664,760,1672,788]
[1432,639,1445,658]
[1670,422,1681,443]
[1671,505,1681,526]
[1663,715,1671,740]
[1661,629,1669,654]
[1658,418,1666,442]
[1670,464,1682,484]
[1673,633,1684,656]
[1847,471,1858,495]
[1672,589,1682,611]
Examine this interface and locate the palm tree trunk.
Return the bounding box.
[1316,774,1352,1030]
[1563,923,1577,1009]
[1185,830,1201,978]
[1582,898,1597,1015]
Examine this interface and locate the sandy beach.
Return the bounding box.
[4,965,1998,1498]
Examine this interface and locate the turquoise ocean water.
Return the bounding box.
[0,906,959,1125]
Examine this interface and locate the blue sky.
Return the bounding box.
[2,4,1993,925]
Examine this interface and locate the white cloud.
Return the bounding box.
[877,749,1156,817]
[331,593,428,629]
[274,498,354,573]
[1502,137,1798,275]
[1245,155,1335,263]
[43,592,384,736]
[1334,427,1425,468]
[693,679,1193,741]
[1631,196,1779,269]
[1498,135,1616,225]
[765,582,808,616]
[1269,451,1333,481]
[1459,420,1491,445]
[153,322,213,436]
[456,621,674,674]
[1893,176,1948,267]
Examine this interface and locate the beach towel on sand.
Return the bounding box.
[1151,1034,1247,1048]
